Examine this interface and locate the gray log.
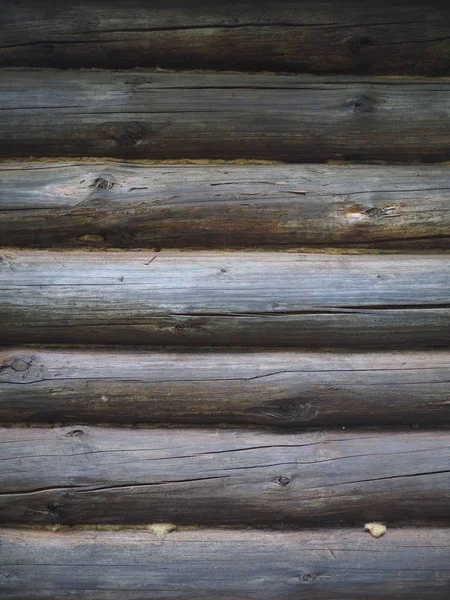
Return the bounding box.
[1,1,450,75]
[1,527,449,599]
[0,427,449,526]
[1,250,449,347]
[1,161,450,249]
[2,71,450,161]
[1,347,450,426]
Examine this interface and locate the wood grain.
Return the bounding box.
[1,1,450,75]
[1,527,449,599]
[2,347,450,426]
[1,427,449,526]
[2,161,450,249]
[1,250,449,347]
[2,71,450,161]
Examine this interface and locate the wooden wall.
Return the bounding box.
[0,2,449,599]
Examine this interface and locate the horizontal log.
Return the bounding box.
[1,251,449,347]
[1,528,449,600]
[1,347,450,426]
[1,427,449,526]
[2,72,450,162]
[1,1,450,76]
[2,161,450,249]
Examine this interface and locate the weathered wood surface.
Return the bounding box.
[2,161,450,249]
[1,250,449,347]
[2,72,450,162]
[1,1,450,76]
[1,427,449,526]
[2,347,450,426]
[1,528,449,600]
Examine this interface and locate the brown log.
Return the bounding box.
[1,161,450,249]
[0,427,449,526]
[1,250,449,347]
[1,1,450,75]
[2,71,450,162]
[1,347,450,426]
[1,527,449,599]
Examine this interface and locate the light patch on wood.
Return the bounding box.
[365,522,387,538]
[148,523,177,539]
[44,524,61,532]
[78,235,105,244]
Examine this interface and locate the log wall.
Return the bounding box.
[1,3,449,599]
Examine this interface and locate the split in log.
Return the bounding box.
[2,72,450,162]
[1,161,450,249]
[1,527,449,599]
[1,347,450,426]
[1,427,449,526]
[1,250,449,347]
[1,1,450,75]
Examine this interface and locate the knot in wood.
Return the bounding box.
[353,94,374,113]
[47,504,64,517]
[349,37,373,55]
[66,429,85,438]
[104,122,146,148]
[274,475,290,486]
[9,357,34,372]
[364,206,396,218]
[93,177,114,190]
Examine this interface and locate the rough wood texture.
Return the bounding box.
[1,528,449,600]
[2,161,450,249]
[2,347,450,426]
[1,427,449,526]
[2,72,450,162]
[2,1,450,75]
[1,250,449,347]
